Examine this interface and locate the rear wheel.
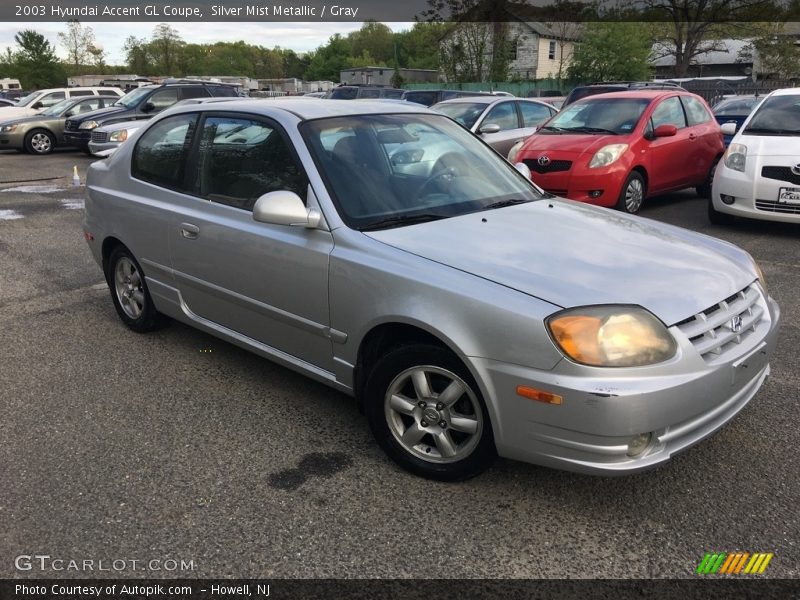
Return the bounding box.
[105,245,168,333]
[24,129,55,155]
[616,171,646,214]
[364,344,496,481]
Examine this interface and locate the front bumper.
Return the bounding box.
[522,153,628,206]
[472,295,780,475]
[713,160,800,223]
[0,132,24,149]
[88,140,122,157]
[63,130,91,150]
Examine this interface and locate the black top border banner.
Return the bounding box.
[3,0,799,22]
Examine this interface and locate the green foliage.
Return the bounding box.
[4,30,66,88]
[568,23,653,82]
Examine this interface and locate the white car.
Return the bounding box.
[710,87,800,224]
[0,87,124,121]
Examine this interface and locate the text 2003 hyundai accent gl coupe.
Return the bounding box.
[83,99,779,480]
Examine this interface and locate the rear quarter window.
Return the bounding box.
[132,113,197,191]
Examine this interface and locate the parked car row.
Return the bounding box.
[80,97,779,481]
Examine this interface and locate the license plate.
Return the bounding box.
[732,342,769,387]
[778,187,800,204]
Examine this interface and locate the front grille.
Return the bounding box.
[675,284,764,362]
[761,166,800,185]
[755,199,800,214]
[65,120,78,131]
[91,131,108,143]
[523,158,572,173]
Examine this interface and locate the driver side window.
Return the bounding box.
[651,96,687,129]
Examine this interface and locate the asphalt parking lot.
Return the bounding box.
[1,149,798,580]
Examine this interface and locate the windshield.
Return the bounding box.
[713,97,760,116]
[542,97,650,134]
[40,98,76,116]
[114,87,151,108]
[432,102,487,129]
[328,87,358,100]
[15,92,40,107]
[301,113,542,230]
[743,95,800,134]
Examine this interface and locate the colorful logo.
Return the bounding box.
[696,552,774,575]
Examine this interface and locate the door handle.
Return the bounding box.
[688,133,697,141]
[180,223,199,239]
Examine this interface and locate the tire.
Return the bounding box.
[105,245,168,333]
[364,344,496,481]
[24,129,55,155]
[616,171,646,214]
[708,197,734,225]
[696,158,719,198]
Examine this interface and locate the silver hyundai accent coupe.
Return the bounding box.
[83,99,780,480]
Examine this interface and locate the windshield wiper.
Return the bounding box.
[539,125,565,133]
[743,127,800,135]
[360,213,447,231]
[482,198,533,211]
[561,126,618,134]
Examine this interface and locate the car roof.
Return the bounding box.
[433,96,517,106]
[573,89,694,101]
[166,98,434,120]
[767,87,800,97]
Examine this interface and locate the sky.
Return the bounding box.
[0,22,415,66]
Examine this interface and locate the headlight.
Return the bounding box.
[0,124,17,132]
[724,143,747,172]
[588,144,629,168]
[751,256,767,296]
[547,306,677,367]
[79,121,99,130]
[507,139,524,163]
[109,129,128,142]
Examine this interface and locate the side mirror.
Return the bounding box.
[653,124,678,138]
[253,191,321,228]
[140,102,156,113]
[479,123,501,134]
[720,122,738,135]
[32,101,43,109]
[514,162,531,179]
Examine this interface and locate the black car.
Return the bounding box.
[563,81,682,107]
[325,86,405,100]
[63,80,238,153]
[401,89,493,107]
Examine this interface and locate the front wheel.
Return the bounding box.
[365,345,496,481]
[24,129,55,155]
[105,245,168,333]
[616,171,646,214]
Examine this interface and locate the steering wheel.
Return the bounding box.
[414,153,469,201]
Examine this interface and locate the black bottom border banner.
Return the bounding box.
[2,579,799,600]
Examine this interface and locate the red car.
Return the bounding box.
[513,90,723,213]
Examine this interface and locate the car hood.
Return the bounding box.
[0,107,39,121]
[68,105,128,122]
[521,132,628,157]
[95,119,144,133]
[365,199,755,325]
[734,132,800,156]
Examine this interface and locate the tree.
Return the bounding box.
[124,36,150,74]
[349,21,394,64]
[743,23,800,79]
[642,0,782,77]
[304,34,352,81]
[567,22,653,82]
[57,20,97,70]
[12,30,66,88]
[148,23,184,75]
